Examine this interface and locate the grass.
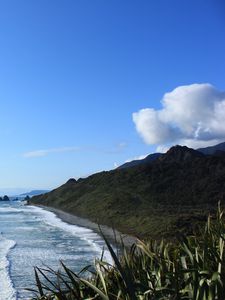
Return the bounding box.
[29,203,225,300]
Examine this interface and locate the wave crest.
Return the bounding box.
[0,237,17,300]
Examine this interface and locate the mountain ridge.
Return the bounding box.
[29,144,225,239]
[197,141,225,155]
[117,141,225,169]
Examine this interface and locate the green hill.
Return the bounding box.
[29,145,225,239]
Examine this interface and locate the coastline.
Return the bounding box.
[31,204,137,248]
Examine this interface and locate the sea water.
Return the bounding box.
[0,201,110,300]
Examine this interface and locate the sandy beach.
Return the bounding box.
[33,205,137,248]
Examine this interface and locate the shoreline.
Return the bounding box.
[31,204,137,248]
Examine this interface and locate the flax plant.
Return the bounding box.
[30,203,225,300]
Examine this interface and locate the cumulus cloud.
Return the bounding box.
[133,83,225,149]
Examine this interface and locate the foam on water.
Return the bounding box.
[28,206,112,263]
[0,207,23,213]
[0,237,17,300]
[0,202,113,299]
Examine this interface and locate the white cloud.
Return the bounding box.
[155,145,170,153]
[105,142,127,154]
[125,154,148,163]
[114,162,119,168]
[23,142,127,159]
[117,142,127,149]
[23,147,80,158]
[114,154,149,170]
[133,83,225,149]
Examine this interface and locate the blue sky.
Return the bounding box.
[0,0,225,191]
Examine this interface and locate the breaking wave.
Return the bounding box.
[0,236,17,300]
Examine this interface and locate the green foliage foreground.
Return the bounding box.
[31,204,225,300]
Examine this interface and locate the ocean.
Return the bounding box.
[0,201,110,300]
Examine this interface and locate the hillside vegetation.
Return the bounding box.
[30,146,225,239]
